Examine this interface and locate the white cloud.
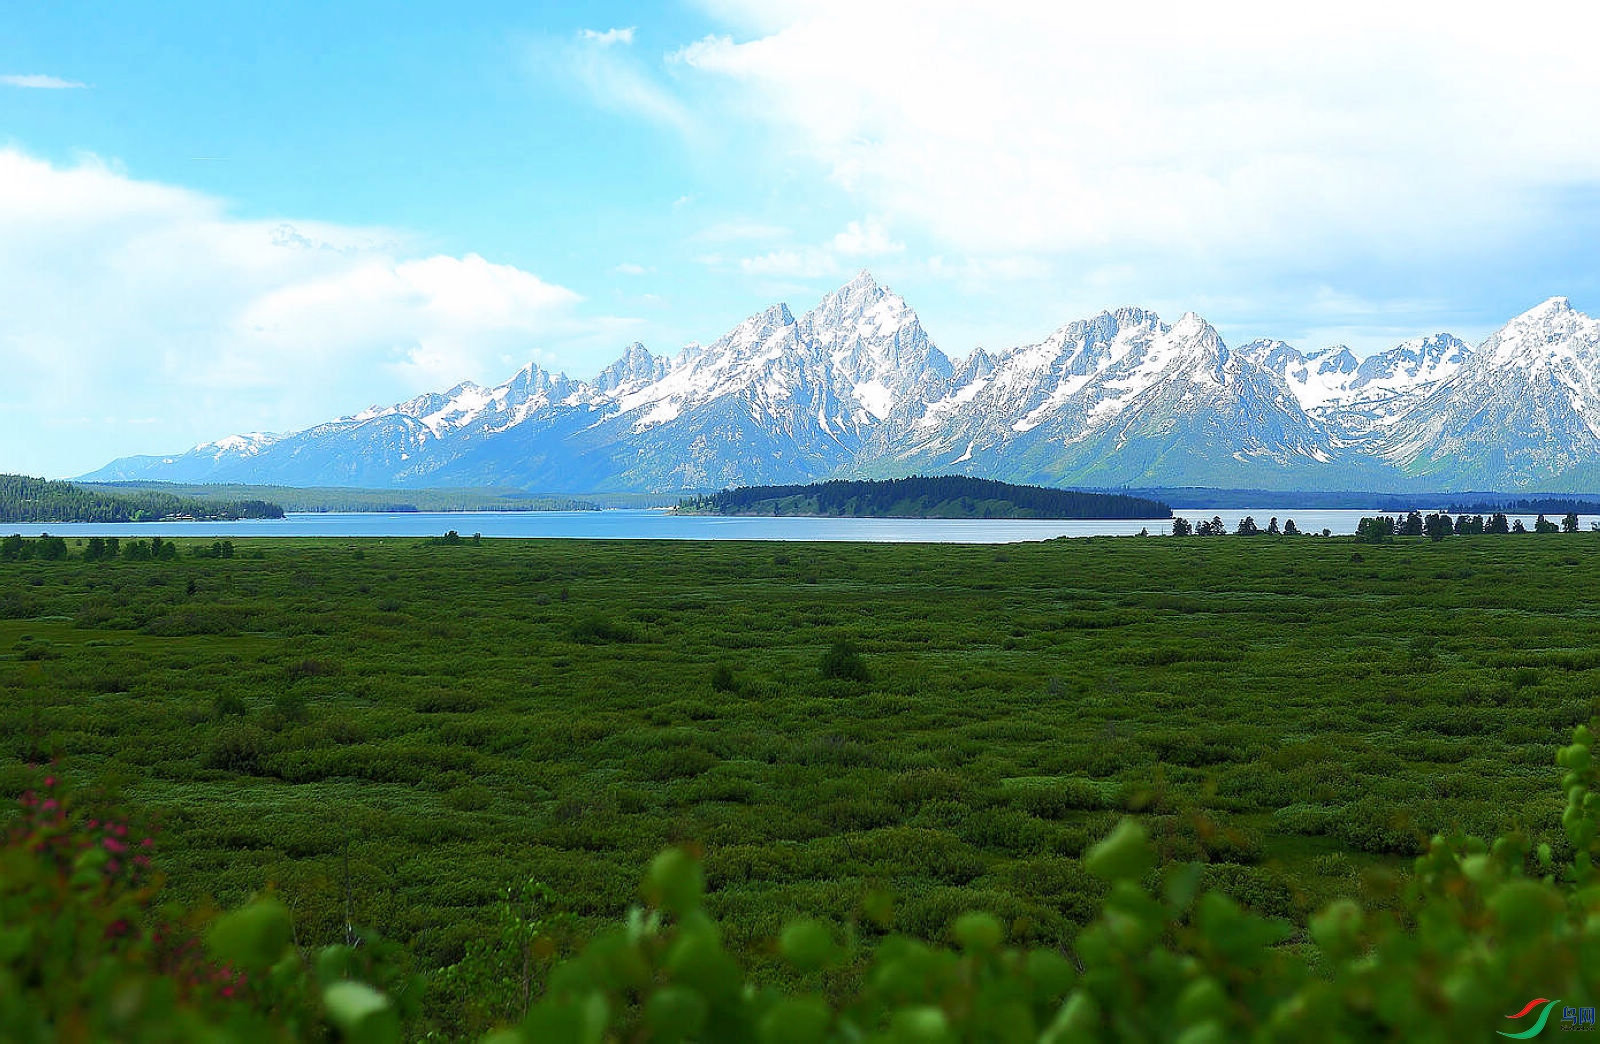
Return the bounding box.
[674,2,1600,268]
[2,73,86,89]
[831,217,902,257]
[739,247,839,279]
[728,217,901,279]
[0,149,612,476]
[613,261,650,275]
[579,27,636,47]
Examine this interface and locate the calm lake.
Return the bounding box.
[9,508,1596,543]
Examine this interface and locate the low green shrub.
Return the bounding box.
[5,722,1600,1040]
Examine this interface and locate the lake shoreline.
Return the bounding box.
[5,507,1597,543]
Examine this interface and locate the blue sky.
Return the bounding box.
[6,1,1600,477]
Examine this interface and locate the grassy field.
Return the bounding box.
[2,533,1595,1032]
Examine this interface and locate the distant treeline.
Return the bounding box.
[679,476,1173,519]
[1106,488,1600,513]
[1110,488,1431,510]
[1356,510,1587,542]
[0,533,239,563]
[80,481,599,514]
[0,475,283,523]
[1445,497,1600,516]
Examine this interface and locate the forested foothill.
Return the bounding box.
[0,474,283,523]
[678,476,1171,520]
[3,534,1599,1038]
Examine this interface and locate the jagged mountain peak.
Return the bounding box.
[80,284,1600,494]
[843,268,879,292]
[1109,305,1161,326]
[1359,334,1470,381]
[1239,339,1357,374]
[1480,297,1599,371]
[804,268,888,317]
[805,270,916,335]
[594,342,667,393]
[1160,312,1230,368]
[1511,295,1589,330]
[956,346,996,380]
[1317,346,1359,370]
[1525,295,1574,318]
[699,302,800,363]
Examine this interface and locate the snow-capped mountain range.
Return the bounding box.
[82,273,1600,492]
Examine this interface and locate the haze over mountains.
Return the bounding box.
[84,274,1600,493]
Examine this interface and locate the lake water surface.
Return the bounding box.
[9,507,1593,543]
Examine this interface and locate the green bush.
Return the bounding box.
[819,639,870,683]
[4,722,1600,1041]
[569,615,637,644]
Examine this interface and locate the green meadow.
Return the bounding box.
[3,533,1597,1033]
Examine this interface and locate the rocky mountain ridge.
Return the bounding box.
[83,274,1600,493]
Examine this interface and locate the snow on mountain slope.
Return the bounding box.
[79,282,1600,493]
[868,307,1350,488]
[1371,298,1600,490]
[998,312,1354,487]
[566,273,956,489]
[870,307,1165,466]
[1239,341,1360,411]
[1240,333,1472,441]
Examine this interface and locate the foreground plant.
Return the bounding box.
[4,723,1599,1041]
[494,722,1600,1043]
[0,771,419,1042]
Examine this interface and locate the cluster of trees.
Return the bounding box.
[682,476,1172,520]
[0,474,284,523]
[0,533,68,560]
[6,723,1599,1041]
[1357,510,1583,543]
[1171,515,1314,536]
[0,534,234,562]
[423,530,483,546]
[86,480,599,513]
[1447,496,1600,516]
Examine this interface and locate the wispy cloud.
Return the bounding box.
[613,262,651,275]
[579,27,636,47]
[563,26,693,135]
[728,217,902,279]
[2,73,87,89]
[739,247,838,279]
